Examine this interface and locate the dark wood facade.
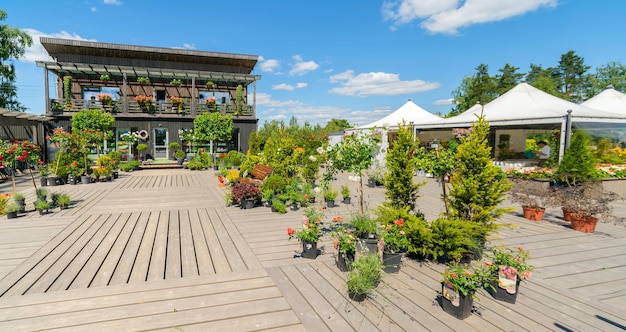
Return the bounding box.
[37,38,261,159]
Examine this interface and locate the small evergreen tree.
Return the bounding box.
[447,111,512,241]
[383,123,423,212]
[555,130,596,185]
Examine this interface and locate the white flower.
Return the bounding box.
[309,155,317,162]
[316,146,325,154]
[349,175,361,182]
[314,187,322,193]
[326,146,332,152]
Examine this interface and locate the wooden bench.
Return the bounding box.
[238,164,273,186]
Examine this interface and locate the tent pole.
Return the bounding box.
[559,110,573,163]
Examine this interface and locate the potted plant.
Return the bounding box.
[38,163,49,187]
[134,95,154,112]
[367,167,386,187]
[272,199,287,214]
[231,183,261,209]
[34,199,50,215]
[137,76,150,85]
[349,213,379,255]
[100,74,110,83]
[36,188,47,202]
[262,189,274,207]
[440,263,490,320]
[174,149,186,165]
[205,96,217,111]
[484,246,534,304]
[6,203,19,219]
[323,187,338,207]
[287,206,324,259]
[170,78,182,87]
[288,190,303,211]
[169,96,184,112]
[14,192,25,213]
[341,184,351,204]
[332,226,356,272]
[57,193,71,210]
[379,218,410,273]
[554,182,620,233]
[136,143,148,161]
[346,254,383,301]
[508,178,551,221]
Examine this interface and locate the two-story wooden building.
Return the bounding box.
[37,37,260,160]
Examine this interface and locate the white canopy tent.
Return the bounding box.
[359,99,442,129]
[581,86,626,115]
[417,82,626,160]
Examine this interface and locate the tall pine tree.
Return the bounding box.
[383,123,423,212]
[448,111,512,239]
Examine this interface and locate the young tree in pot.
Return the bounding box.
[174,149,186,165]
[136,143,148,161]
[194,112,233,167]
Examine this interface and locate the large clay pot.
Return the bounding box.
[570,214,598,233]
[523,206,545,221]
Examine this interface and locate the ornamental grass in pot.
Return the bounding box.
[346,254,383,301]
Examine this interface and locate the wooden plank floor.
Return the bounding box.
[0,169,625,331]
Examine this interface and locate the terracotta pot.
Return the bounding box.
[570,215,598,233]
[523,206,545,221]
[562,208,573,222]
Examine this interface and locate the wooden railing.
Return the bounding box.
[49,99,255,117]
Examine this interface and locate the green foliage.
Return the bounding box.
[340,184,350,198]
[346,254,383,296]
[71,109,115,132]
[430,218,481,262]
[136,143,148,152]
[193,112,233,144]
[441,263,491,297]
[404,215,432,258]
[450,64,498,116]
[187,159,204,170]
[174,150,186,159]
[447,112,512,237]
[555,130,596,185]
[119,163,133,172]
[349,212,377,238]
[35,200,50,210]
[324,118,351,133]
[384,123,423,212]
[261,174,287,194]
[272,200,287,214]
[323,187,338,201]
[169,142,180,150]
[0,10,32,112]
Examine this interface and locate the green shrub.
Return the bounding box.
[430,217,482,262]
[187,159,204,170]
[174,150,186,159]
[262,174,287,194]
[119,163,133,172]
[555,130,596,185]
[272,200,287,214]
[349,212,377,238]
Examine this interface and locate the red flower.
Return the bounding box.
[332,216,343,222]
[287,228,296,236]
[393,218,405,226]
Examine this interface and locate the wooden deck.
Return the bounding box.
[0,170,625,331]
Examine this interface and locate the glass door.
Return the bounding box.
[153,128,168,159]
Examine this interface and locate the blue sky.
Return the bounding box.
[5,0,626,127]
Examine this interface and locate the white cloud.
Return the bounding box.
[104,0,122,5]
[182,43,195,50]
[259,58,280,72]
[383,0,557,34]
[329,70,440,97]
[256,93,383,126]
[21,29,96,63]
[272,82,308,91]
[289,55,319,76]
[91,7,97,12]
[433,98,454,105]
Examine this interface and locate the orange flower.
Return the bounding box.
[287,227,296,236]
[332,216,343,222]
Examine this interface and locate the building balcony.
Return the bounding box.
[47,99,256,119]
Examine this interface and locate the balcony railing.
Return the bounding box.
[49,99,255,117]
